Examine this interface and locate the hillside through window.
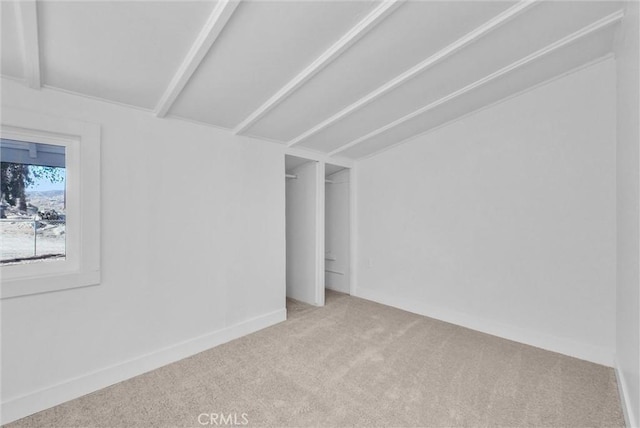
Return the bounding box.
[0,139,66,265]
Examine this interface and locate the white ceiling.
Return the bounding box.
[1,0,624,161]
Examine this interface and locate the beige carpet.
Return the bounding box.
[6,290,624,427]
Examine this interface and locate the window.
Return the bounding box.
[0,108,100,298]
[1,139,67,265]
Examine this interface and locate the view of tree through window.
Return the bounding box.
[0,139,66,265]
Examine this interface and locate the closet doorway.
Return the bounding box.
[285,155,323,306]
[285,156,351,308]
[325,164,350,295]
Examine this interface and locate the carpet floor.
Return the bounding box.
[6,290,625,427]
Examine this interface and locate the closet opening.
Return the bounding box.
[284,155,351,309]
[285,155,323,306]
[325,164,350,296]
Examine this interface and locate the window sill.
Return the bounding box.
[1,270,100,299]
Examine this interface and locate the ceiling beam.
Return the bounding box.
[155,0,240,118]
[15,0,41,89]
[287,0,537,148]
[233,0,403,135]
[329,9,624,157]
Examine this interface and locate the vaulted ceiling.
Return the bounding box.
[1,0,624,160]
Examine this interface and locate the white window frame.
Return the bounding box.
[1,108,100,298]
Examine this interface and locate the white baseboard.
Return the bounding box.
[615,360,638,428]
[355,287,614,367]
[1,308,286,425]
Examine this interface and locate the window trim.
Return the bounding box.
[1,108,101,299]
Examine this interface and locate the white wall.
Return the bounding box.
[615,1,640,425]
[286,160,319,304]
[0,78,286,424]
[355,58,617,366]
[325,169,350,293]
